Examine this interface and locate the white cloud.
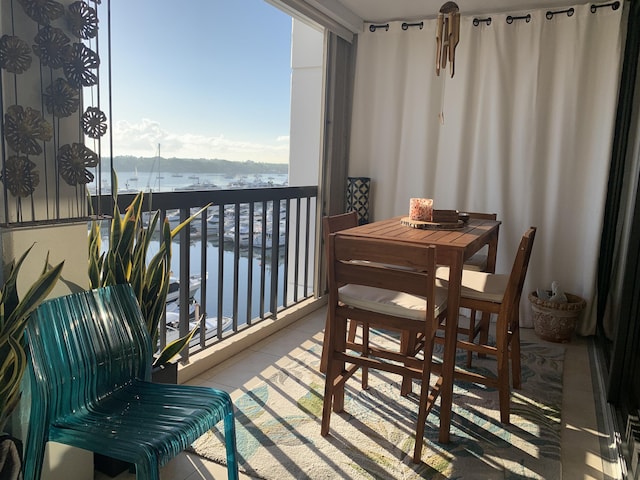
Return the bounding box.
[109,118,290,164]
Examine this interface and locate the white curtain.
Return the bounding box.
[348,3,624,333]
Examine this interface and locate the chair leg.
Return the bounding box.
[135,453,160,480]
[511,323,522,390]
[477,311,491,359]
[361,323,369,390]
[466,309,476,368]
[321,312,357,375]
[223,408,240,480]
[23,401,48,480]
[413,333,437,463]
[496,327,511,424]
[319,310,331,374]
[400,331,417,396]
[347,319,358,342]
[345,319,368,389]
[321,316,347,436]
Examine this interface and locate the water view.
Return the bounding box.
[92,171,316,350]
[90,171,289,195]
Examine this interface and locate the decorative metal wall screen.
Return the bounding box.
[0,0,107,225]
[345,176,370,225]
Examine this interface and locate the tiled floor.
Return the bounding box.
[96,305,616,480]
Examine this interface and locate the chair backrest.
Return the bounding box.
[26,284,152,423]
[466,212,498,221]
[323,212,358,245]
[500,227,537,329]
[328,233,440,328]
[322,212,359,289]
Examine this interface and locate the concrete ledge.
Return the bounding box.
[177,296,326,383]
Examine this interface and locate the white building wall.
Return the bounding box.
[288,19,324,187]
[287,18,324,299]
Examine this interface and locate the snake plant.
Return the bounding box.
[0,245,63,431]
[88,191,208,368]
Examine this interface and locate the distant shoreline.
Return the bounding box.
[103,156,288,176]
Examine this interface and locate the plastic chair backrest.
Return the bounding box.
[24,284,151,478]
[24,283,239,480]
[27,284,151,420]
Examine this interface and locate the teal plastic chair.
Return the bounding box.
[23,284,239,480]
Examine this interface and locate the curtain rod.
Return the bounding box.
[402,21,424,30]
[591,1,621,13]
[473,17,492,26]
[546,7,574,19]
[369,23,389,32]
[506,14,531,24]
[369,1,622,32]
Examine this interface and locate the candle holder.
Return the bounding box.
[409,198,433,222]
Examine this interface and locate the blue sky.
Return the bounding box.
[96,1,293,164]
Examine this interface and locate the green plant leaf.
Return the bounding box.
[88,222,103,288]
[0,248,62,427]
[2,244,37,328]
[5,260,64,339]
[152,325,200,369]
[170,204,211,238]
[0,336,26,428]
[88,191,211,368]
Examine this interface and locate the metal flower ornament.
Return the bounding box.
[435,2,460,78]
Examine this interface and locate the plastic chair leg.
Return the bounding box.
[135,452,160,480]
[224,408,240,480]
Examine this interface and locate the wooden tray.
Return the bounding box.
[400,216,465,230]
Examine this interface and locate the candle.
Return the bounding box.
[409,198,433,222]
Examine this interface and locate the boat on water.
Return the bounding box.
[165,304,232,343]
[129,167,139,182]
[175,179,220,191]
[165,309,232,332]
[166,274,202,304]
[223,225,252,246]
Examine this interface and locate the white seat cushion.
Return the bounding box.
[435,266,508,303]
[338,284,448,320]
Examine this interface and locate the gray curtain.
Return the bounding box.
[322,32,356,218]
[318,32,355,291]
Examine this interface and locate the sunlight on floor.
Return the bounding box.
[94,307,612,480]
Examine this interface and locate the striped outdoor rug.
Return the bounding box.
[191,333,564,479]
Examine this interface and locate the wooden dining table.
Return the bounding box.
[334,215,501,443]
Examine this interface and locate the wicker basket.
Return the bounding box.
[528,291,586,343]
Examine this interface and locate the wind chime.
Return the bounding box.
[435,2,460,78]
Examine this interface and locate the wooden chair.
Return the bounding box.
[24,284,239,480]
[463,212,499,272]
[319,212,359,374]
[322,233,448,462]
[436,226,537,423]
[460,212,499,366]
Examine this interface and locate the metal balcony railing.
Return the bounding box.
[91,185,319,361]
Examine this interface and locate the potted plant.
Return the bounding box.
[0,245,64,479]
[529,282,586,343]
[88,190,208,372]
[88,190,208,476]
